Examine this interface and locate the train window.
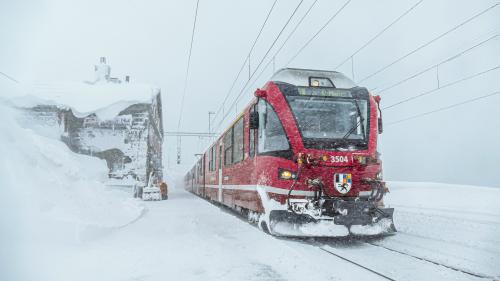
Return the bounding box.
[208,146,213,171]
[218,144,222,169]
[233,117,244,163]
[257,99,290,154]
[249,105,256,157]
[208,147,212,171]
[208,148,211,171]
[211,146,216,171]
[224,127,233,166]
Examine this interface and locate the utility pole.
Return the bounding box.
[208,111,215,141]
[176,136,181,164]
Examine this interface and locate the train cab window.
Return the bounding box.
[224,127,233,166]
[233,117,244,163]
[257,99,290,154]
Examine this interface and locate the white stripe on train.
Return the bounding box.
[202,184,316,196]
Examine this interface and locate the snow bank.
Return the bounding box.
[385,181,500,215]
[0,103,145,281]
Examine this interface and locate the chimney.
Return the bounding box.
[125,75,130,83]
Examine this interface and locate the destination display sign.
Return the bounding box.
[296,87,353,98]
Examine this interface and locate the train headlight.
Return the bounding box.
[376,171,383,180]
[353,155,367,165]
[278,169,297,180]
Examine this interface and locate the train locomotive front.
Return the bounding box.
[250,69,395,236]
[184,68,395,237]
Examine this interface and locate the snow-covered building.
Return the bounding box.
[56,91,164,186]
[15,64,164,187]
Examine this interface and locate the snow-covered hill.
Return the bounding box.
[0,104,145,280]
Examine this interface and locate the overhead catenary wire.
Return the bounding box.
[218,0,320,123]
[383,64,500,110]
[0,71,19,84]
[211,0,279,124]
[215,0,306,131]
[334,0,424,70]
[285,0,352,67]
[387,90,500,126]
[377,32,500,94]
[177,0,201,131]
[358,2,500,83]
[270,0,319,63]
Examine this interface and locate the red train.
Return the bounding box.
[184,68,395,237]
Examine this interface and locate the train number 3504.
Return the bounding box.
[330,156,349,163]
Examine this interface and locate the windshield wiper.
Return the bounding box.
[342,99,366,141]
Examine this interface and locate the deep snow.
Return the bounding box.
[1,103,499,281]
[0,104,145,281]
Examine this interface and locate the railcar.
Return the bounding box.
[185,68,395,237]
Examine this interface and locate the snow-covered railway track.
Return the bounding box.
[313,239,491,281]
[396,230,500,256]
[319,246,396,280]
[365,241,494,280]
[211,196,498,279]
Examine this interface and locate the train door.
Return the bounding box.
[218,143,223,202]
[201,155,206,197]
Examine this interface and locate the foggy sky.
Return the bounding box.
[1,0,499,187]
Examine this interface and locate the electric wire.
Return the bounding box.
[386,90,500,126]
[271,0,319,65]
[212,0,319,133]
[383,64,500,110]
[358,2,500,83]
[211,0,279,124]
[377,33,500,94]
[177,0,201,131]
[334,0,424,70]
[215,0,305,131]
[0,71,19,84]
[216,0,318,127]
[285,0,352,67]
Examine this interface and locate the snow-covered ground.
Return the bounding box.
[0,104,145,280]
[1,104,499,281]
[5,180,497,281]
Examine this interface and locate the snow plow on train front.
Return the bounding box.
[184,68,396,237]
[263,153,396,237]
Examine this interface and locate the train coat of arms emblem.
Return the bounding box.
[334,173,352,194]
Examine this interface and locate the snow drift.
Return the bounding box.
[0,103,144,281]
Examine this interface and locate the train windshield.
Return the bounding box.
[286,95,368,150]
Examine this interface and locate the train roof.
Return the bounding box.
[270,68,357,89]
